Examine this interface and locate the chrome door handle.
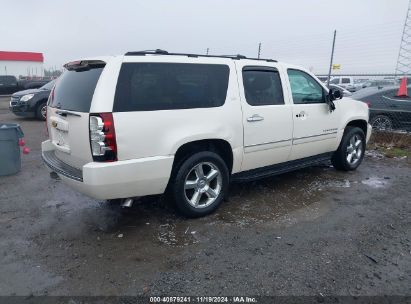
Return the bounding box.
[247,114,264,122]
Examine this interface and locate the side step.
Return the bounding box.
[231,152,333,183]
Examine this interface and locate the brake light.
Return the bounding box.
[89,113,117,162]
[45,87,55,137]
[365,101,371,107]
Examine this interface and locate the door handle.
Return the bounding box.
[247,114,264,122]
[296,111,307,118]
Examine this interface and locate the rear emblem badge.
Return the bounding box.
[51,121,58,128]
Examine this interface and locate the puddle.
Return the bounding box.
[361,177,390,188]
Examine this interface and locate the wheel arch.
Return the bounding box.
[172,139,234,175]
[345,119,368,136]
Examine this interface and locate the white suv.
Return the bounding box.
[42,50,371,217]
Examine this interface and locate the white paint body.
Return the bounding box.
[42,55,371,200]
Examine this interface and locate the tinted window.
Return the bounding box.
[113,63,229,112]
[287,69,325,104]
[342,78,350,84]
[242,68,284,106]
[0,76,17,85]
[50,67,103,112]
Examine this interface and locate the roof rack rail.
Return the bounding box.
[124,50,277,62]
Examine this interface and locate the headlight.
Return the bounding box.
[20,94,34,102]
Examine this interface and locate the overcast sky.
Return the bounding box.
[1,0,408,73]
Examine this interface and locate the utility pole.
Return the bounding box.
[257,42,261,59]
[395,0,411,79]
[206,48,209,55]
[327,30,337,88]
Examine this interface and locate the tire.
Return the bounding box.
[170,151,229,218]
[36,102,47,121]
[370,115,393,130]
[332,127,366,171]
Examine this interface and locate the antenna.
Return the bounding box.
[395,0,411,78]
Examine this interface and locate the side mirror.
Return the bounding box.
[329,88,342,100]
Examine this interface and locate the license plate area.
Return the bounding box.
[50,117,71,153]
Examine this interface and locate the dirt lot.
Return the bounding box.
[0,96,410,297]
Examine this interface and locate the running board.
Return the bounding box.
[231,152,333,182]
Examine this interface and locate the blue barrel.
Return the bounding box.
[0,123,24,176]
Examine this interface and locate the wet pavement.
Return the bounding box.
[0,97,410,296]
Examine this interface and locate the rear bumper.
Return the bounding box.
[41,140,174,200]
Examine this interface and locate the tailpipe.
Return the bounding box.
[121,198,134,208]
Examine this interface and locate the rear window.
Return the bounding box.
[113,63,229,112]
[50,67,103,112]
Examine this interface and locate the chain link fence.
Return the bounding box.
[316,73,411,160]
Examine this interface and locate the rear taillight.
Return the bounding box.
[89,113,117,162]
[365,101,372,107]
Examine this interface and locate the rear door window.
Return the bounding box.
[50,67,103,112]
[242,67,284,106]
[113,63,229,112]
[342,78,350,84]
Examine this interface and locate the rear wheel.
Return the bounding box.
[170,151,229,218]
[332,127,366,171]
[36,102,47,121]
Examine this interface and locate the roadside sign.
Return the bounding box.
[332,64,341,70]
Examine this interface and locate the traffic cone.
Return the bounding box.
[396,76,408,97]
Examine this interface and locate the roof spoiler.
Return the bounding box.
[64,60,106,71]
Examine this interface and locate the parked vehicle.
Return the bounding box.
[352,86,411,130]
[0,75,50,95]
[0,75,19,95]
[316,76,328,83]
[329,84,352,97]
[41,50,371,217]
[9,80,55,120]
[361,79,398,89]
[19,79,49,90]
[329,76,361,92]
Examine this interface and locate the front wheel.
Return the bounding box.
[36,102,47,121]
[332,127,366,171]
[170,151,229,218]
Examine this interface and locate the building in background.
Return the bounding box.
[0,51,44,79]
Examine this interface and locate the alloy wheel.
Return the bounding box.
[346,134,363,165]
[184,162,222,208]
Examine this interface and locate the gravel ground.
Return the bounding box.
[0,96,410,297]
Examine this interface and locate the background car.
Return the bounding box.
[329,76,362,92]
[9,80,55,120]
[0,75,50,95]
[352,85,411,130]
[0,75,19,95]
[361,79,398,89]
[329,84,352,97]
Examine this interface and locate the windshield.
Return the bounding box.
[40,80,56,90]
